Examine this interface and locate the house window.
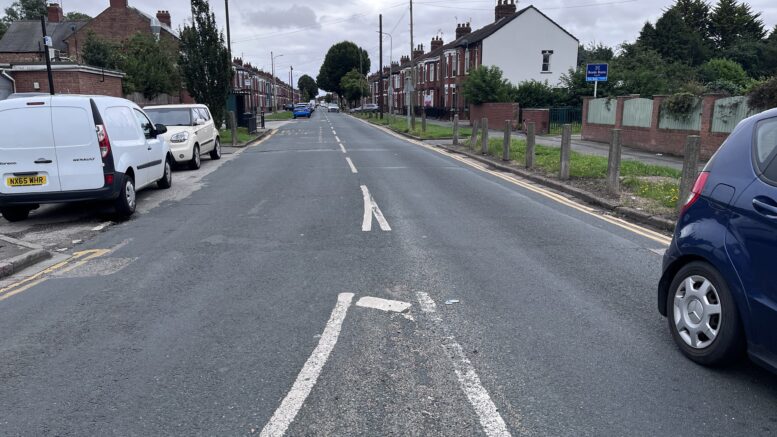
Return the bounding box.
[464,49,470,74]
[541,50,553,73]
[429,64,435,82]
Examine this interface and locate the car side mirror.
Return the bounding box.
[155,123,167,135]
[194,119,205,126]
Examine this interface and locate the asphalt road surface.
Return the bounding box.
[1,109,776,436]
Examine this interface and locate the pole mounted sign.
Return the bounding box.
[586,63,608,98]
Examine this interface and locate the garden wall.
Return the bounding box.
[469,103,520,130]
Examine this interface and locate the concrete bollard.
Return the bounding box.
[470,120,479,150]
[229,111,237,147]
[502,120,511,161]
[422,109,427,133]
[607,129,623,195]
[453,115,459,146]
[526,122,536,169]
[678,135,701,211]
[559,124,571,180]
[481,117,489,155]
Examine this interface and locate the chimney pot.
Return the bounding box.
[156,10,172,28]
[47,3,63,23]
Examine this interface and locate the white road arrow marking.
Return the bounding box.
[356,296,411,313]
[360,185,391,232]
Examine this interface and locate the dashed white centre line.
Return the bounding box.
[416,292,513,437]
[335,135,341,143]
[345,157,358,174]
[259,293,355,437]
[339,143,347,153]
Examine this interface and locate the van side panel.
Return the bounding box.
[0,101,62,194]
[52,105,104,191]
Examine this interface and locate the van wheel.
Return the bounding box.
[667,261,744,366]
[210,138,222,160]
[189,144,201,170]
[114,174,136,218]
[157,157,172,189]
[1,206,31,222]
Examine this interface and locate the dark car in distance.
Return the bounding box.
[658,107,777,372]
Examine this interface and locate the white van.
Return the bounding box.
[144,104,220,170]
[0,95,173,221]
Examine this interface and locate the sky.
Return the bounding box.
[4,0,776,86]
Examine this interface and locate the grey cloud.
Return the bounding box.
[242,4,319,30]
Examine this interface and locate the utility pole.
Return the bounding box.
[289,65,294,104]
[40,16,54,95]
[379,14,383,119]
[224,0,232,60]
[409,0,415,129]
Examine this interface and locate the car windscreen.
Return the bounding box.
[144,108,192,126]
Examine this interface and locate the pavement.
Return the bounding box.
[0,110,775,435]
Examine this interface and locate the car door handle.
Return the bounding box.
[752,198,777,218]
[34,158,52,164]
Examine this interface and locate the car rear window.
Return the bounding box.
[0,107,54,149]
[145,108,192,126]
[52,107,93,148]
[755,117,777,180]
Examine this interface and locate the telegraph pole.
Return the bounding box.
[224,0,232,59]
[40,16,54,95]
[409,0,415,129]
[290,65,294,104]
[379,14,384,119]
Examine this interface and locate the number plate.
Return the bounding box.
[7,175,46,187]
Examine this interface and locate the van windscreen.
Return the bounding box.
[145,108,192,126]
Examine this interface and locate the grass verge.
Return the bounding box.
[265,111,294,121]
[356,113,472,140]
[219,127,256,144]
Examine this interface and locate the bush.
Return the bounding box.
[698,59,749,88]
[663,92,700,119]
[747,77,777,110]
[511,80,557,108]
[462,65,512,105]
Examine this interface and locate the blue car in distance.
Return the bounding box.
[293,103,312,119]
[658,107,777,371]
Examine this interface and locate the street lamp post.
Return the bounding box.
[377,30,393,121]
[271,52,284,112]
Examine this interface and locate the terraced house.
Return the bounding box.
[370,0,578,120]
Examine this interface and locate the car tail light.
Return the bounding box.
[96,124,111,159]
[681,171,709,213]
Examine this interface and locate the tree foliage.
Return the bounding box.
[121,33,180,99]
[65,11,91,21]
[317,41,370,96]
[81,31,120,69]
[698,58,749,88]
[297,74,318,101]
[339,69,368,105]
[747,76,777,110]
[462,66,512,105]
[3,0,46,22]
[512,80,559,108]
[179,0,232,128]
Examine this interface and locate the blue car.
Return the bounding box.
[658,107,777,370]
[293,104,312,119]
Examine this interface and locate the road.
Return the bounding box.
[1,109,776,436]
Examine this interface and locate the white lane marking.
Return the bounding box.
[335,135,341,143]
[339,143,347,154]
[416,292,513,437]
[332,130,336,135]
[360,185,391,232]
[356,296,411,313]
[91,222,112,231]
[259,293,355,437]
[345,157,358,174]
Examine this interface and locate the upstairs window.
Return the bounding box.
[464,49,470,74]
[542,50,553,73]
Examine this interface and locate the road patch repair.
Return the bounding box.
[0,234,50,279]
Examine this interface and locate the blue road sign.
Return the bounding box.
[586,63,608,82]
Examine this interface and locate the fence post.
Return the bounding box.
[229,111,237,147]
[470,120,479,151]
[502,120,511,161]
[678,135,701,211]
[481,117,489,155]
[422,108,427,133]
[453,114,459,146]
[559,124,571,179]
[526,122,536,169]
[607,129,622,195]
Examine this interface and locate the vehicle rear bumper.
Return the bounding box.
[0,172,124,206]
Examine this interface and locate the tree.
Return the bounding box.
[297,74,318,101]
[339,69,368,105]
[65,11,91,21]
[317,41,370,96]
[709,0,765,52]
[81,31,120,69]
[179,0,232,128]
[3,0,47,22]
[324,93,333,103]
[698,58,749,87]
[461,66,512,105]
[646,8,709,65]
[672,0,711,39]
[747,76,777,110]
[121,33,180,99]
[577,42,614,67]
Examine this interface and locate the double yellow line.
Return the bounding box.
[356,116,672,247]
[0,249,109,303]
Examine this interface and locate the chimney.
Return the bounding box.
[109,0,129,8]
[156,10,171,28]
[412,44,424,60]
[495,0,517,21]
[47,3,64,23]
[456,22,472,39]
[430,36,443,51]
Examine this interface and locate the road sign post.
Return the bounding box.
[586,63,608,98]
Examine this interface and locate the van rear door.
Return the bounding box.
[0,97,62,194]
[52,98,104,191]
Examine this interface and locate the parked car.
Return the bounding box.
[293,103,312,119]
[328,104,340,113]
[658,108,777,372]
[363,103,379,113]
[0,95,172,221]
[283,103,294,111]
[144,104,221,170]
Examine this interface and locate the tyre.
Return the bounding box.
[667,261,744,366]
[114,173,136,218]
[1,206,31,222]
[210,137,222,160]
[189,144,201,170]
[157,156,172,189]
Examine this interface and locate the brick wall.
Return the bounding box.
[581,95,728,159]
[469,103,519,129]
[0,52,45,64]
[521,108,550,134]
[12,70,122,96]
